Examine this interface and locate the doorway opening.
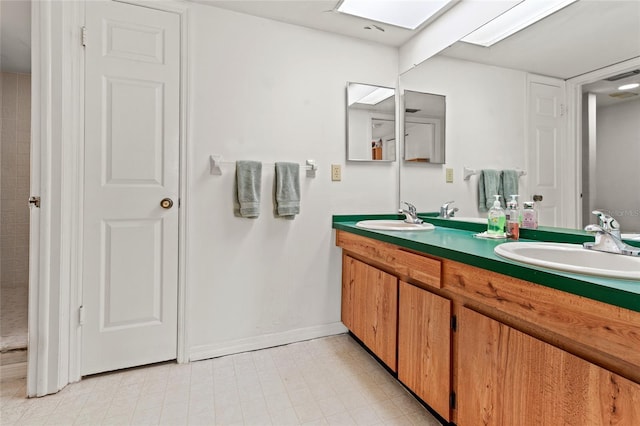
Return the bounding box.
[0,71,30,382]
[578,65,640,237]
[0,0,31,384]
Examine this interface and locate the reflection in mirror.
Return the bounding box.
[398,1,640,230]
[403,90,445,164]
[347,82,396,162]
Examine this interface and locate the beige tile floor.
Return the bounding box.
[0,285,29,351]
[0,334,441,426]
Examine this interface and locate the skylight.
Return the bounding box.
[336,0,454,30]
[348,84,395,106]
[461,0,577,47]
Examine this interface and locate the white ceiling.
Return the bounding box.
[2,0,639,91]
[190,0,429,47]
[439,0,640,80]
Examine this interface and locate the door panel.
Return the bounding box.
[457,307,640,425]
[398,281,451,421]
[104,77,164,185]
[82,1,180,376]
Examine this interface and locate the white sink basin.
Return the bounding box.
[495,242,640,280]
[356,220,435,232]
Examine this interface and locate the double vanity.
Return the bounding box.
[333,214,640,425]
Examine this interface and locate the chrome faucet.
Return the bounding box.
[439,201,459,218]
[399,202,423,224]
[583,210,640,256]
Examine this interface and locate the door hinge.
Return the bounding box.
[560,103,567,117]
[28,196,41,208]
[451,315,457,332]
[81,26,87,46]
[450,391,456,409]
[79,305,85,325]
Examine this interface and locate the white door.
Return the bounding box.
[82,1,180,376]
[527,77,566,227]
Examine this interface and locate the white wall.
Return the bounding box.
[187,5,399,358]
[399,56,527,217]
[595,99,640,232]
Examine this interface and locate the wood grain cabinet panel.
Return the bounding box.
[342,254,398,371]
[398,281,451,421]
[457,307,640,426]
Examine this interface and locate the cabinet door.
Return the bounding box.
[457,307,640,426]
[398,281,451,421]
[342,255,398,371]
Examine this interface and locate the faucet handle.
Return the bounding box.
[441,200,455,208]
[592,210,618,231]
[401,201,417,214]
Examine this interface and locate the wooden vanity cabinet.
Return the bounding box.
[337,230,640,425]
[342,255,398,371]
[457,307,640,426]
[398,281,451,422]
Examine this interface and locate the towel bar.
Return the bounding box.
[210,155,317,178]
[463,167,526,181]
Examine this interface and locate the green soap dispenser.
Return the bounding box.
[487,195,506,236]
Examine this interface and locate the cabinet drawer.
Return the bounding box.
[336,230,399,270]
[336,230,442,289]
[395,249,442,289]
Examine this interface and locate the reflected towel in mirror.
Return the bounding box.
[501,170,519,205]
[478,169,502,212]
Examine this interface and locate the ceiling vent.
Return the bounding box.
[605,70,640,81]
[405,108,421,113]
[608,91,638,99]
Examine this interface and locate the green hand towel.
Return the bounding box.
[478,169,502,212]
[275,162,300,217]
[501,170,519,207]
[236,161,262,218]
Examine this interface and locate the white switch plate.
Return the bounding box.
[331,164,342,181]
[446,168,454,183]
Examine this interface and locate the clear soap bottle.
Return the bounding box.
[506,195,520,240]
[522,201,538,229]
[487,195,506,236]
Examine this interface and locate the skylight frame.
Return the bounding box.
[461,0,578,47]
[336,0,455,31]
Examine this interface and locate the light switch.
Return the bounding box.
[446,168,454,183]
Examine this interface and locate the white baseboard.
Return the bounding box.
[189,322,348,361]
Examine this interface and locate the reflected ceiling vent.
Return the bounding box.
[605,70,640,81]
[608,91,638,99]
[405,108,421,113]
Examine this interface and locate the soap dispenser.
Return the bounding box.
[487,195,506,236]
[506,195,520,240]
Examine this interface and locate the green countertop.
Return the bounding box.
[333,214,640,313]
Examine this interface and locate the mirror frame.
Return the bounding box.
[346,82,397,162]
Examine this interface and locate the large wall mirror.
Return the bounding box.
[346,82,396,162]
[404,90,445,164]
[398,0,639,231]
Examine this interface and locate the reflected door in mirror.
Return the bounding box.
[404,91,446,164]
[347,82,397,162]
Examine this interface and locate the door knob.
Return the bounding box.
[533,194,543,202]
[160,198,174,209]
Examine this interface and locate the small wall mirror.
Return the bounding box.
[346,82,397,162]
[404,90,446,164]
